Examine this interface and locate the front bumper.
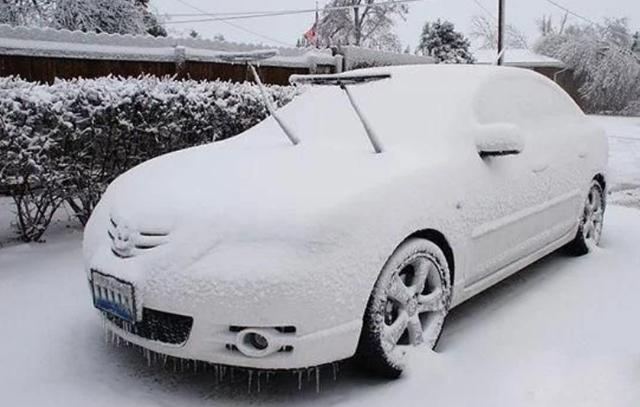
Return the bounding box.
[103,309,361,369]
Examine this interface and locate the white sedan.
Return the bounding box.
[83,65,608,378]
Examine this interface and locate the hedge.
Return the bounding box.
[0,75,302,242]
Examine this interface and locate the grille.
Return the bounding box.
[108,217,169,258]
[104,308,193,345]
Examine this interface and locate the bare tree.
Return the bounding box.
[470,14,528,49]
[317,0,409,52]
[0,0,52,26]
[52,0,145,35]
[537,12,568,36]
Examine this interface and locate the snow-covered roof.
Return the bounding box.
[0,24,340,69]
[473,49,566,68]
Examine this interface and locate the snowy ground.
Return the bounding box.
[1,206,639,406]
[1,115,640,406]
[594,115,640,208]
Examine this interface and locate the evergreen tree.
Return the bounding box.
[416,19,474,64]
[135,0,167,37]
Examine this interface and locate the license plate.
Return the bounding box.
[91,271,136,322]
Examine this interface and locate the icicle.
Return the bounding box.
[230,367,235,381]
[194,360,198,374]
[257,372,261,393]
[315,367,321,393]
[248,370,253,394]
[297,370,303,391]
[214,365,219,385]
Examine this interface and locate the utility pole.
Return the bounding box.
[497,0,506,65]
[315,0,320,48]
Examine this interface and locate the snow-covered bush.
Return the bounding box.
[416,19,475,64]
[0,75,301,241]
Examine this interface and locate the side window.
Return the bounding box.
[473,74,581,128]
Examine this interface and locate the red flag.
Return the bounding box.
[304,23,317,43]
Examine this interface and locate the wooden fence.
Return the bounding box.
[0,53,318,85]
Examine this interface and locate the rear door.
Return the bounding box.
[462,74,584,287]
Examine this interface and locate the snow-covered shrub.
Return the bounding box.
[0,75,301,240]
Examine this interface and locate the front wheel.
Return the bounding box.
[355,238,452,379]
[566,181,605,255]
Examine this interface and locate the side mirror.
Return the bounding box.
[475,123,524,158]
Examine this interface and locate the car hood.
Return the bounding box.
[84,117,435,263]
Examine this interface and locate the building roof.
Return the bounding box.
[473,49,566,69]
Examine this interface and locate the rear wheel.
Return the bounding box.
[566,181,605,255]
[356,238,452,379]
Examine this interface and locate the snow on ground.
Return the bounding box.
[1,206,639,406]
[0,114,639,406]
[590,115,640,208]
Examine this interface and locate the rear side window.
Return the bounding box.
[473,73,582,126]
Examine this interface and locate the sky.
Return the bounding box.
[150,0,640,49]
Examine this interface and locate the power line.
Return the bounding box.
[539,0,600,27]
[164,9,322,24]
[164,0,423,25]
[471,0,496,21]
[173,0,295,47]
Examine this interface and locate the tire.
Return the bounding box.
[566,180,606,256]
[355,238,452,379]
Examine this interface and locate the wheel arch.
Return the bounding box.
[406,228,455,286]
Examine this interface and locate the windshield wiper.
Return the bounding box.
[290,72,391,154]
[217,50,300,146]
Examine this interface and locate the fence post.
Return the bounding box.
[333,54,344,73]
[174,46,186,78]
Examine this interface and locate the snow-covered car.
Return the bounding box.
[83,65,608,378]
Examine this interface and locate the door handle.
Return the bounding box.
[532,163,549,173]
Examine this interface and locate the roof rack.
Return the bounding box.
[290,72,392,154]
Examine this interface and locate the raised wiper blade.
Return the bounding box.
[290,72,391,154]
[290,73,391,86]
[215,50,300,147]
[216,50,278,64]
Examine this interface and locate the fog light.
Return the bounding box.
[235,328,280,358]
[246,332,269,351]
